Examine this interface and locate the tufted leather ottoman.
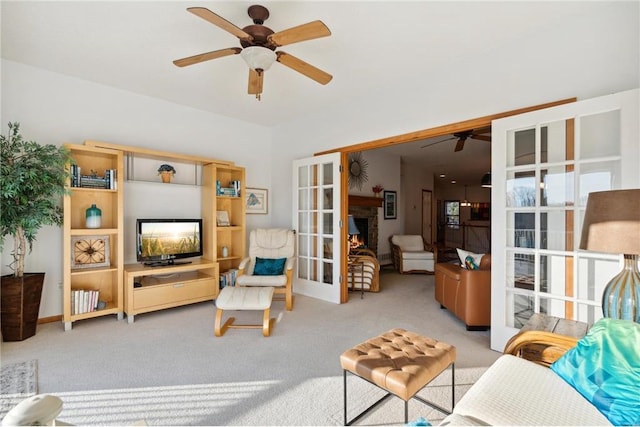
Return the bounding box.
[340,328,456,425]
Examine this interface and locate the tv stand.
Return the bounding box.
[124,258,217,323]
[144,260,193,267]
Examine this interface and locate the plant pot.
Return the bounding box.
[160,171,173,183]
[1,273,45,341]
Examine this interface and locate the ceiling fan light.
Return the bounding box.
[241,46,277,71]
[481,172,492,188]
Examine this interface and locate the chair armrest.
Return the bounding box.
[238,257,251,274]
[285,257,295,271]
[503,330,579,368]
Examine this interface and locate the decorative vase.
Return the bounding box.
[85,204,102,229]
[1,273,45,341]
[221,246,229,258]
[160,171,173,183]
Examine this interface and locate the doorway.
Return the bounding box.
[315,98,577,303]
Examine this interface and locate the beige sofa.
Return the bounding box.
[439,331,612,426]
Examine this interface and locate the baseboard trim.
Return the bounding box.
[38,315,62,324]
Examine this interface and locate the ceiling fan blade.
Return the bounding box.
[173,47,241,67]
[470,134,492,142]
[187,7,253,41]
[268,20,331,47]
[276,51,332,85]
[248,69,264,98]
[420,136,455,149]
[454,138,466,152]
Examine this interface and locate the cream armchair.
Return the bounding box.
[235,228,295,310]
[389,235,436,274]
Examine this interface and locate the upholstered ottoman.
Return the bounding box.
[340,328,456,425]
[214,286,274,337]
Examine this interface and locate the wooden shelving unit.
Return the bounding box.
[68,141,246,323]
[63,144,124,331]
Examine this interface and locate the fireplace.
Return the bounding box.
[348,206,379,255]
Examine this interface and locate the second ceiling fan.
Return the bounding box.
[173,4,333,100]
[421,127,491,152]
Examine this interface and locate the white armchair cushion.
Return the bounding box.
[236,274,288,287]
[402,251,434,260]
[391,235,425,251]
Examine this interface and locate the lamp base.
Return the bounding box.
[602,254,640,322]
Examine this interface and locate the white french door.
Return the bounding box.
[491,88,639,351]
[292,153,342,303]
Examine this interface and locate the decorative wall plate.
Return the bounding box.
[348,152,368,190]
[71,235,110,269]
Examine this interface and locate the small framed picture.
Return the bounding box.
[384,190,397,220]
[216,210,231,226]
[71,235,110,269]
[245,188,268,214]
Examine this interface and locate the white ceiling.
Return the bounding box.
[0,1,599,185]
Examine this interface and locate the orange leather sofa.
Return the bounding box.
[434,254,491,330]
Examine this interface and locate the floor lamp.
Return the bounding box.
[580,189,640,322]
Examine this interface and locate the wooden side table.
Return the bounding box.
[515,313,590,364]
[347,257,365,299]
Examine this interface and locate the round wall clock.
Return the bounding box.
[348,152,369,190]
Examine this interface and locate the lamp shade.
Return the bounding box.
[580,189,640,322]
[240,46,277,71]
[481,172,491,188]
[579,189,640,255]
[347,215,360,235]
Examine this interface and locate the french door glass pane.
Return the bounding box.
[323,162,333,185]
[541,167,574,207]
[542,121,570,163]
[298,165,309,187]
[508,128,536,167]
[578,161,620,205]
[509,213,535,248]
[540,211,572,251]
[323,188,333,209]
[507,171,536,207]
[580,110,620,159]
[539,254,569,296]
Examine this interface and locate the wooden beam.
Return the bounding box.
[315,97,577,155]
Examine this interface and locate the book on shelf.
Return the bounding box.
[71,289,100,315]
[70,167,116,189]
[219,269,238,289]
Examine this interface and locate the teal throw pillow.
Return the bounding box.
[464,255,479,270]
[253,257,286,276]
[550,318,640,426]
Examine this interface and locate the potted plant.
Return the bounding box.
[0,122,72,341]
[157,164,176,183]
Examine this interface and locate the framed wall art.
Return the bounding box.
[245,188,268,214]
[71,235,110,269]
[384,190,397,220]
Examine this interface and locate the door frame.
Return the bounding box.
[316,98,576,303]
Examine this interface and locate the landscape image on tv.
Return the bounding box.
[140,222,201,257]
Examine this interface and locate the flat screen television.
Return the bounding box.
[136,218,203,266]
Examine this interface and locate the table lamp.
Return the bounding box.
[579,189,640,322]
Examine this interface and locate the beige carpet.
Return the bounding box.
[1,272,500,425]
[0,360,38,420]
[51,366,485,426]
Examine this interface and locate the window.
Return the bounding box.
[445,200,460,227]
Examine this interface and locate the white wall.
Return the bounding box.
[347,150,403,257]
[0,60,272,318]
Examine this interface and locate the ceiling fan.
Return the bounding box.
[173,5,332,100]
[420,127,491,152]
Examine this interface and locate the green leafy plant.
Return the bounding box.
[0,122,72,277]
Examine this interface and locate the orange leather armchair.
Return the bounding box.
[434,254,491,330]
